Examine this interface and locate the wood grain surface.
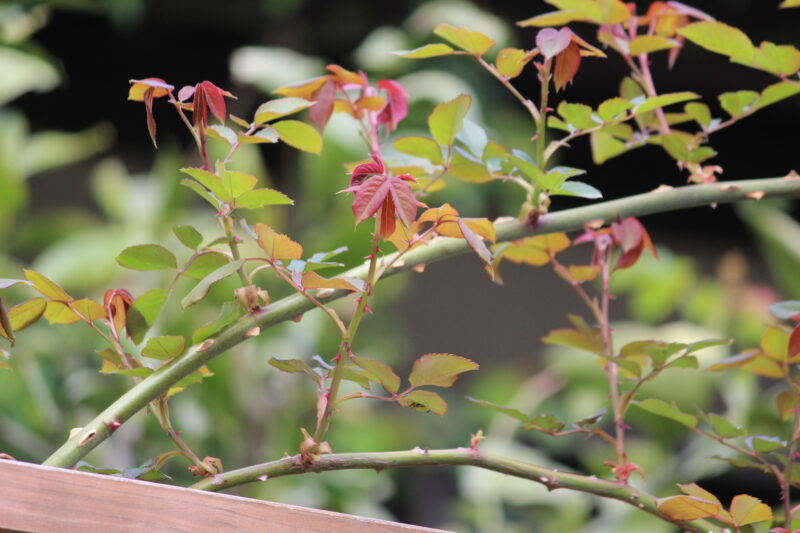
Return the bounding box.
[0,460,450,533]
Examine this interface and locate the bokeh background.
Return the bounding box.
[1,1,799,531]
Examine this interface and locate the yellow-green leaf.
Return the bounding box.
[180,167,230,203]
[408,353,479,388]
[597,97,633,122]
[236,188,294,209]
[301,271,365,292]
[678,21,754,62]
[222,170,258,200]
[351,355,401,394]
[394,136,444,165]
[780,0,800,7]
[393,43,455,58]
[448,153,493,183]
[254,97,314,124]
[496,48,531,78]
[183,252,231,280]
[677,483,721,505]
[24,270,72,302]
[272,120,322,154]
[719,90,759,117]
[8,298,46,331]
[657,495,721,520]
[634,92,700,115]
[634,398,697,427]
[255,222,303,261]
[70,298,107,321]
[43,301,81,325]
[629,35,677,55]
[518,10,586,27]
[397,390,448,415]
[0,298,13,345]
[428,94,472,148]
[433,24,495,55]
[729,494,772,526]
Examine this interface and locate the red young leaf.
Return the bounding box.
[177,85,195,102]
[790,324,800,358]
[143,88,159,148]
[377,79,409,133]
[349,153,385,188]
[351,174,419,237]
[197,81,234,124]
[611,217,657,270]
[308,77,336,132]
[553,41,581,91]
[536,27,573,59]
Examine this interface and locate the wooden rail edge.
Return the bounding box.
[0,460,450,533]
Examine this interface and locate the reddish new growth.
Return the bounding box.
[341,154,422,239]
[575,217,657,270]
[128,78,236,169]
[533,27,605,91]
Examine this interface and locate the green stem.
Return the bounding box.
[188,448,719,532]
[42,176,800,468]
[313,216,382,444]
[220,215,249,287]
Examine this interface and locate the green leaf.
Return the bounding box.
[466,396,530,423]
[222,170,258,200]
[207,125,237,145]
[558,102,596,130]
[272,120,322,154]
[685,102,712,128]
[508,154,545,184]
[126,289,168,345]
[8,298,46,332]
[634,398,697,427]
[180,168,230,203]
[183,252,231,280]
[633,92,700,115]
[448,153,493,183]
[351,355,401,394]
[433,24,495,55]
[456,120,488,159]
[392,43,455,58]
[173,225,203,249]
[526,414,565,432]
[268,357,320,383]
[575,407,607,428]
[543,328,603,354]
[553,181,603,199]
[729,494,772,526]
[116,244,177,271]
[747,42,800,76]
[719,90,759,116]
[707,413,747,438]
[111,367,154,378]
[180,178,219,208]
[590,127,631,164]
[745,435,786,453]
[255,97,314,124]
[341,367,371,389]
[181,259,245,309]
[597,97,633,122]
[393,136,443,165]
[428,94,471,148]
[678,21,755,62]
[629,35,677,55]
[408,353,479,388]
[142,335,186,360]
[192,302,244,344]
[756,81,800,110]
[236,188,294,209]
[397,390,448,415]
[24,270,72,301]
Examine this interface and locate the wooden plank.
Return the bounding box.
[0,460,450,533]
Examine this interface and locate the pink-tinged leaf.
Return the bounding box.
[389,175,419,228]
[553,41,581,91]
[128,78,173,101]
[377,79,409,133]
[457,218,492,267]
[352,175,390,224]
[612,217,657,270]
[408,353,479,388]
[351,174,419,232]
[380,195,397,239]
[178,85,195,102]
[308,77,336,132]
[537,27,573,60]
[350,154,385,187]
